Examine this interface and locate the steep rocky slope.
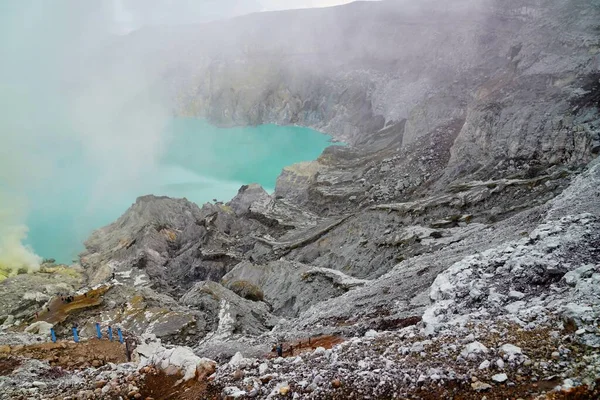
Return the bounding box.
[1,0,600,398]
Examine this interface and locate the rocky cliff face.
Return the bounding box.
[165,0,600,167]
[155,0,600,214]
[2,0,600,398]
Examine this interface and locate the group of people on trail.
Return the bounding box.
[60,294,76,303]
[275,337,314,358]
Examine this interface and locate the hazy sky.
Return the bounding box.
[112,0,365,33]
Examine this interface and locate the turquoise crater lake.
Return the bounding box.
[25,119,336,263]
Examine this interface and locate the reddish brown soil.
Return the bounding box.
[268,335,346,358]
[8,338,127,369]
[0,357,22,376]
[138,370,221,400]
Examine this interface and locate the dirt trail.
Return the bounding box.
[6,338,127,370]
[269,335,345,358]
[31,286,110,325]
[139,369,221,400]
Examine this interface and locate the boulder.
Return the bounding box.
[460,342,488,358]
[135,335,216,382]
[499,344,522,356]
[24,321,53,336]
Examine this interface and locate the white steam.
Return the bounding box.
[0,1,170,271]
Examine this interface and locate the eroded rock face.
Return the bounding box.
[180,281,276,339]
[80,195,204,288]
[222,260,365,317]
[228,184,271,216]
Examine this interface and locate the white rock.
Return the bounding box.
[229,352,249,368]
[222,386,247,398]
[364,329,378,338]
[564,265,596,286]
[462,334,475,343]
[478,360,490,370]
[429,274,455,301]
[504,301,526,314]
[258,363,269,375]
[471,381,492,391]
[460,341,488,358]
[562,303,593,323]
[469,287,484,300]
[492,373,508,383]
[243,377,261,397]
[499,344,522,356]
[312,374,323,385]
[496,359,505,369]
[562,378,575,390]
[24,321,53,336]
[411,342,425,353]
[508,290,525,299]
[23,292,50,303]
[488,290,506,304]
[135,338,214,381]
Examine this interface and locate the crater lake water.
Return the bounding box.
[24,119,336,263]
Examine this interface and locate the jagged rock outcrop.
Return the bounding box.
[80,195,204,288]
[180,281,276,340]
[222,260,366,317]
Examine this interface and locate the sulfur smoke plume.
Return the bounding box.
[0,201,41,278]
[0,1,170,269]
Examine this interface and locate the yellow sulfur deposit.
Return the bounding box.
[0,203,41,281]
